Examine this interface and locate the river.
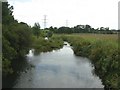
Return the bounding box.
[13,42,104,88]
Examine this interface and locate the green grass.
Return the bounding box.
[32,35,64,53]
[31,33,119,89]
[58,33,119,89]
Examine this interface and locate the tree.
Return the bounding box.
[32,22,41,38]
[2,2,32,77]
[85,25,92,33]
[2,2,14,25]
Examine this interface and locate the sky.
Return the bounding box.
[8,0,119,29]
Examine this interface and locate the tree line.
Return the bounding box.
[2,2,119,77]
[47,25,119,34]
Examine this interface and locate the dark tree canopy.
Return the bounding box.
[2,2,32,76]
[32,22,41,38]
[47,25,118,34]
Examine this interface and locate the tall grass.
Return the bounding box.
[59,34,119,89]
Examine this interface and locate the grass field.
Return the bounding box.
[56,33,119,89]
[60,33,118,44]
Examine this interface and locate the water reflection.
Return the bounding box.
[14,42,104,88]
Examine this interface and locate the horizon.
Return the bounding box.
[8,0,119,29]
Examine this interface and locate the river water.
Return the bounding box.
[13,42,104,88]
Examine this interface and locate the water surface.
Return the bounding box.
[14,42,104,88]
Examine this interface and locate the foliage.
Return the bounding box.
[2,2,32,76]
[32,35,63,53]
[47,31,53,38]
[2,2,119,89]
[60,34,119,89]
[47,25,118,34]
[32,22,41,38]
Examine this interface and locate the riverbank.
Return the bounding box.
[2,35,64,88]
[59,34,119,89]
[13,42,103,88]
[3,33,119,89]
[32,35,64,53]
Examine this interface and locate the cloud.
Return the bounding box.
[8,0,32,3]
[8,0,119,29]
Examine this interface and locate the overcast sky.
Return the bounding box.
[8,0,119,29]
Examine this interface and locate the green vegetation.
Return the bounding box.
[31,23,63,53]
[2,2,64,77]
[59,34,119,89]
[46,25,119,34]
[32,22,41,38]
[32,35,63,53]
[2,2,33,76]
[2,2,119,89]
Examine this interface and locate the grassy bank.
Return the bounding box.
[59,34,119,89]
[32,35,64,53]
